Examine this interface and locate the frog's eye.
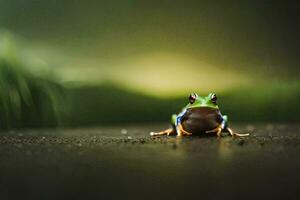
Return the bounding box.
[189,92,198,104]
[210,93,217,104]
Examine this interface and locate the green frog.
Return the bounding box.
[150,93,249,137]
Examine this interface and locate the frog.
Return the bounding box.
[150,92,249,137]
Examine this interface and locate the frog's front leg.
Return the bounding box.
[205,115,228,137]
[174,113,192,137]
[176,123,192,137]
[205,125,222,137]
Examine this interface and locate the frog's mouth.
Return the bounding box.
[182,107,223,134]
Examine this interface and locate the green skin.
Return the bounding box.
[172,93,228,134]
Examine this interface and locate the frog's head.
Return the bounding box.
[187,92,219,109]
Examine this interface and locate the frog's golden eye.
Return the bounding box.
[210,93,217,104]
[189,92,197,104]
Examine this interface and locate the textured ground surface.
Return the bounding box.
[0,123,299,200]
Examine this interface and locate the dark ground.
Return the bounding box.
[0,123,299,200]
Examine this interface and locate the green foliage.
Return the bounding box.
[65,84,181,126]
[0,37,65,128]
[220,81,300,122]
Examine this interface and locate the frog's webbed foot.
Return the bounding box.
[150,128,175,136]
[226,127,249,137]
[177,123,192,137]
[206,125,222,137]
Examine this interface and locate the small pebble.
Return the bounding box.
[121,129,128,134]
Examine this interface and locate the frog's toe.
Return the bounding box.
[150,132,156,136]
[150,131,161,136]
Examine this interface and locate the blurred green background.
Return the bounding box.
[0,0,299,128]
